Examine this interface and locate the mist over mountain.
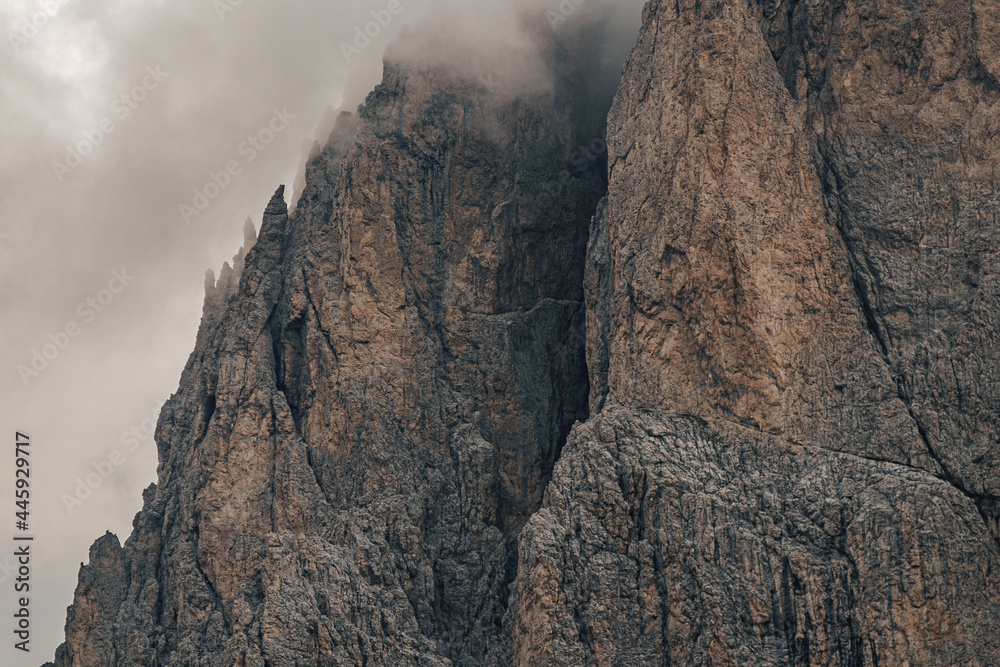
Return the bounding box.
[46,0,1000,665]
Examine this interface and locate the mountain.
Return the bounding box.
[51,0,1000,665]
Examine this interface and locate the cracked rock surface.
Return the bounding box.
[511,405,1000,666]
[516,0,1000,664]
[52,0,1000,665]
[53,42,606,665]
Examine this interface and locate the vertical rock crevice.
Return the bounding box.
[762,0,1000,543]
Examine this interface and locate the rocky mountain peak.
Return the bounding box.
[51,1,1000,665]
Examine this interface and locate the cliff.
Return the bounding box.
[52,0,1000,665]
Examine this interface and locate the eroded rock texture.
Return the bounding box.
[511,406,1000,666]
[513,0,1000,664]
[53,0,1000,665]
[52,14,620,663]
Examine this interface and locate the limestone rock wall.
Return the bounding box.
[52,1,1000,665]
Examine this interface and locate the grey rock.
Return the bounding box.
[512,0,1000,663]
[510,405,1000,666]
[52,0,1000,665]
[52,20,611,666]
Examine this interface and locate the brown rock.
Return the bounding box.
[52,0,1000,665]
[52,18,614,665]
[511,406,1000,666]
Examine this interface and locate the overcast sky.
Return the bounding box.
[0,0,643,662]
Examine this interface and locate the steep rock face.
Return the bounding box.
[757,0,1000,531]
[511,407,1000,666]
[511,0,1000,664]
[53,33,611,667]
[594,0,1000,517]
[598,0,930,467]
[54,0,1000,665]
